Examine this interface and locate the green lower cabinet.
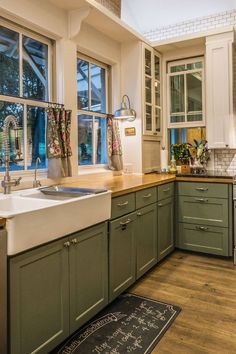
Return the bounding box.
[9,238,70,354]
[177,223,229,256]
[136,204,157,279]
[69,223,108,333]
[109,212,136,302]
[157,197,174,261]
[9,222,108,354]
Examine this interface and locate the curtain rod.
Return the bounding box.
[0,93,64,107]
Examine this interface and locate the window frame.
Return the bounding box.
[0,18,53,176]
[77,52,109,168]
[167,56,205,129]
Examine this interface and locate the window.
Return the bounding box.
[167,57,204,127]
[0,20,52,172]
[77,54,108,166]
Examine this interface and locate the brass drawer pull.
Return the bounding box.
[120,219,132,226]
[195,198,208,203]
[158,203,163,207]
[117,201,129,207]
[143,193,152,198]
[195,187,208,191]
[137,212,142,216]
[162,188,170,192]
[196,226,209,231]
[63,241,71,248]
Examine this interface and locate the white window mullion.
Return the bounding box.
[19,33,23,97]
[184,73,187,122]
[23,104,28,170]
[92,115,96,165]
[88,63,91,110]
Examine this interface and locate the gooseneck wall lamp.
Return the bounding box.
[114,94,136,122]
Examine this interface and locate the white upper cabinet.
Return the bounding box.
[206,31,235,149]
[142,43,162,137]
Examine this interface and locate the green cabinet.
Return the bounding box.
[109,212,136,302]
[9,238,69,354]
[69,224,108,333]
[157,197,174,261]
[9,223,108,354]
[176,182,232,256]
[136,204,157,279]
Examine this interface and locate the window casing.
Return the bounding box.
[0,18,52,173]
[77,53,109,166]
[167,57,205,128]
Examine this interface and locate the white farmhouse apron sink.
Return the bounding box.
[0,188,111,255]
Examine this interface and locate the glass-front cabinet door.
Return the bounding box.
[143,44,162,137]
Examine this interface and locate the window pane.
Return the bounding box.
[170,75,184,113]
[78,114,93,165]
[0,26,19,96]
[170,115,185,123]
[187,62,202,70]
[187,113,203,122]
[187,72,202,112]
[155,81,160,107]
[170,65,185,73]
[27,106,47,169]
[170,127,206,145]
[23,36,48,101]
[155,107,161,132]
[91,64,106,112]
[94,117,107,164]
[77,59,89,110]
[0,101,24,171]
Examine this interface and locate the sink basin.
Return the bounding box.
[39,185,108,197]
[2,188,111,255]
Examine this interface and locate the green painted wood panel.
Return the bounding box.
[177,182,228,198]
[157,197,174,261]
[136,204,157,279]
[111,193,135,219]
[109,212,137,302]
[136,187,157,209]
[177,223,229,256]
[178,196,228,227]
[9,238,70,354]
[69,223,108,333]
[158,182,175,201]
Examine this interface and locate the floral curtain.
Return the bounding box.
[46,108,72,178]
[107,114,123,172]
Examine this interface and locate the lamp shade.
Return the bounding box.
[114,94,136,122]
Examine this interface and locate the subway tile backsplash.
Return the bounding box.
[214,149,236,172]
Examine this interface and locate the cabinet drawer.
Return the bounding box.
[136,187,157,209]
[178,196,228,227]
[111,193,135,219]
[158,182,174,201]
[177,182,228,198]
[177,223,229,256]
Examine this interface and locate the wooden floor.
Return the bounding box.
[129,251,236,354]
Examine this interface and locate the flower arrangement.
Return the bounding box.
[171,140,210,166]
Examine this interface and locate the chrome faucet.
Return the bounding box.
[33,157,41,188]
[1,115,22,194]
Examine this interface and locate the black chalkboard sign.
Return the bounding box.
[53,293,181,354]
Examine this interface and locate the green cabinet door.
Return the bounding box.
[9,238,70,354]
[136,204,157,279]
[109,212,136,302]
[69,223,108,333]
[157,197,174,261]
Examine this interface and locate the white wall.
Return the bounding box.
[121,0,236,33]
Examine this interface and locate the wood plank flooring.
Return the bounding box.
[129,251,236,354]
